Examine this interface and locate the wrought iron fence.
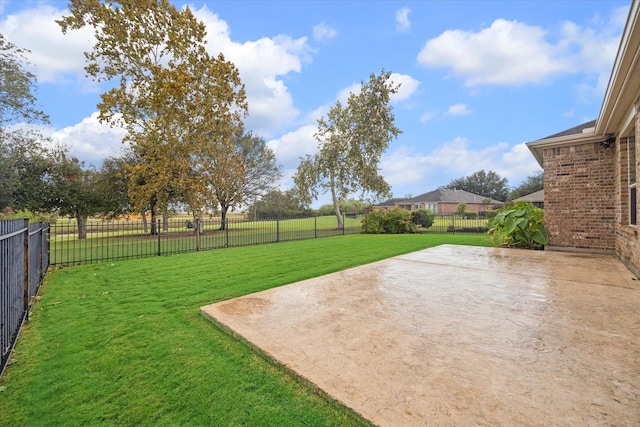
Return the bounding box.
[49,215,364,266]
[48,213,489,267]
[1,219,49,378]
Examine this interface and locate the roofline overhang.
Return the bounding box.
[596,0,640,136]
[526,129,602,167]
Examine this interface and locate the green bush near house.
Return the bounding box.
[362,208,436,234]
[411,209,435,229]
[463,211,478,219]
[487,201,548,249]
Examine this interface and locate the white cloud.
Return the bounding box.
[389,73,420,101]
[49,112,128,167]
[417,19,566,86]
[266,124,318,170]
[446,103,472,116]
[395,7,411,33]
[193,5,312,137]
[420,111,436,123]
[417,13,623,92]
[313,22,338,42]
[1,5,94,84]
[335,73,419,105]
[419,103,471,122]
[380,138,540,194]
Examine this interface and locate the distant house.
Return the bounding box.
[526,0,640,274]
[514,190,544,208]
[372,189,504,215]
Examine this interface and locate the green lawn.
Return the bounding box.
[1,234,491,426]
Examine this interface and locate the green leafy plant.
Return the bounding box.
[361,207,416,234]
[360,209,385,233]
[411,209,434,228]
[487,201,548,249]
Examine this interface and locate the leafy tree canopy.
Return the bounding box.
[58,0,247,227]
[294,70,401,229]
[509,170,543,200]
[211,128,282,229]
[0,33,51,213]
[245,189,312,220]
[0,33,49,128]
[444,169,509,202]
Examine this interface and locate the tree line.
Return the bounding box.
[442,169,543,202]
[2,1,402,238]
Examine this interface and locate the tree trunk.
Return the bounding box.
[220,205,228,230]
[141,211,148,234]
[77,214,88,240]
[150,197,157,235]
[330,182,344,229]
[162,212,169,231]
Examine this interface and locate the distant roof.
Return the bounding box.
[407,188,503,204]
[541,120,596,139]
[375,197,407,207]
[514,189,544,203]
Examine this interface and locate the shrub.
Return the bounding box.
[383,207,416,234]
[361,207,416,234]
[487,202,548,249]
[360,209,385,234]
[463,211,478,219]
[411,209,434,228]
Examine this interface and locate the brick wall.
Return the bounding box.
[543,142,616,251]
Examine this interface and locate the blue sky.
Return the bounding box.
[0,0,632,207]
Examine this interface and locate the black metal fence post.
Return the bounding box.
[276,218,280,243]
[195,218,201,251]
[314,216,317,239]
[157,219,161,256]
[22,219,29,321]
[225,218,229,248]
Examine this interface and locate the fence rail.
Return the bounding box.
[48,213,489,267]
[49,215,362,266]
[1,219,49,378]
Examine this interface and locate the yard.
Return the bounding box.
[0,234,491,426]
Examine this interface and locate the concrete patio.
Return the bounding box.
[201,244,640,426]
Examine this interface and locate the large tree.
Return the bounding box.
[509,170,543,200]
[211,129,282,229]
[0,33,50,212]
[246,189,312,220]
[444,169,509,202]
[93,151,136,219]
[44,146,105,239]
[0,33,48,129]
[294,70,401,229]
[0,136,50,213]
[58,0,247,233]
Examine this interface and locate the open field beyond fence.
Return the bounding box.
[49,214,490,266]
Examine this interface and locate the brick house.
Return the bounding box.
[526,0,640,274]
[372,188,503,215]
[514,190,544,208]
